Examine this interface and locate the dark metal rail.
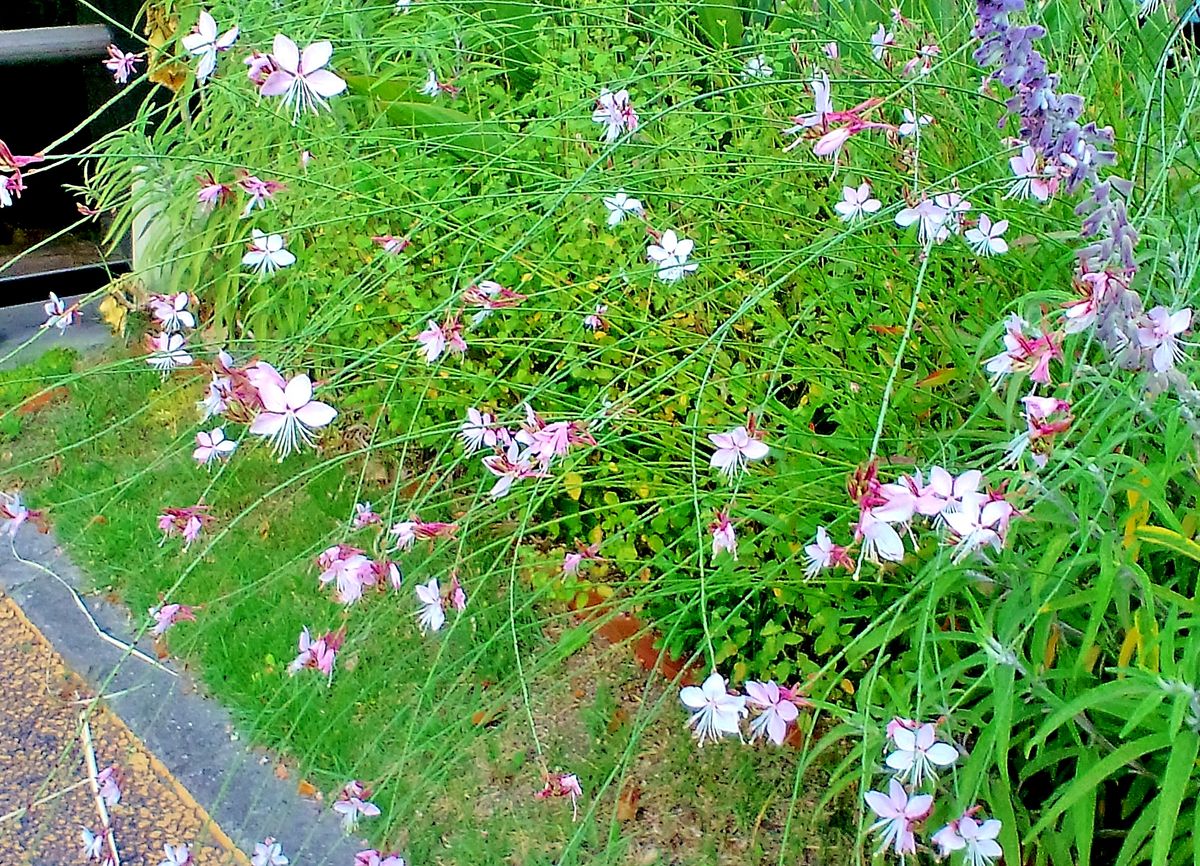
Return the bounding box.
[0,25,113,66]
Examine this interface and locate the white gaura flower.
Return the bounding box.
[420,68,441,97]
[932,813,1004,866]
[603,190,644,226]
[592,88,638,142]
[895,198,950,247]
[743,54,773,79]
[242,230,296,275]
[193,427,237,465]
[885,722,958,786]
[646,229,698,282]
[181,10,238,82]
[856,511,905,563]
[251,837,289,866]
[933,192,971,234]
[248,373,337,459]
[965,214,1009,257]
[415,578,446,633]
[147,333,194,373]
[679,671,747,746]
[260,35,347,119]
[871,23,895,61]
[835,182,881,223]
[897,108,932,137]
[460,407,500,452]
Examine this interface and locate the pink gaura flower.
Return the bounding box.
[822,41,839,59]
[415,578,446,633]
[248,373,337,459]
[149,292,196,332]
[158,505,212,549]
[864,779,933,858]
[783,73,892,161]
[902,41,940,77]
[103,45,142,84]
[603,190,644,225]
[96,764,122,806]
[259,35,347,119]
[415,316,467,364]
[803,526,852,576]
[372,234,410,255]
[333,781,381,833]
[182,10,238,82]
[517,414,596,467]
[536,772,583,821]
[679,671,747,747]
[250,837,288,866]
[584,304,609,331]
[389,519,458,551]
[984,314,1062,385]
[709,509,737,561]
[237,173,286,218]
[1063,269,1123,333]
[420,68,460,98]
[784,69,834,133]
[482,441,549,498]
[1007,144,1060,202]
[885,721,958,785]
[708,424,769,482]
[193,427,237,465]
[43,293,81,333]
[287,626,344,682]
[592,88,638,142]
[149,603,196,636]
[744,681,803,745]
[317,546,372,605]
[1138,305,1191,372]
[245,51,277,86]
[196,171,233,211]
[449,573,467,611]
[463,280,527,324]
[352,502,381,529]
[562,540,601,576]
[931,810,1003,866]
[1007,396,1072,468]
[355,850,406,866]
[932,191,971,235]
[1,491,42,537]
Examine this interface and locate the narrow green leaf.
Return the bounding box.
[1152,730,1199,866]
[1027,733,1172,839]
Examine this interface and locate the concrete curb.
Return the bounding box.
[0,295,112,371]
[0,524,366,865]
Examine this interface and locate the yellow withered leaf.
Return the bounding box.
[97,294,127,337]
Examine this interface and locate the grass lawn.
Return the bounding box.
[0,344,854,864]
